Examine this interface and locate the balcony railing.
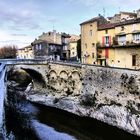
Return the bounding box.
[97,38,140,48]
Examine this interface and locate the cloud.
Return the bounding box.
[10,34,27,37]
[68,0,140,9]
[68,0,101,6]
[47,16,59,23]
[0,30,34,48]
[0,8,41,30]
[0,0,41,31]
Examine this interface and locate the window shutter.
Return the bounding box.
[105,48,109,58]
[109,36,111,45]
[102,36,105,46]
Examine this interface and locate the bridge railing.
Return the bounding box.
[0,59,49,65]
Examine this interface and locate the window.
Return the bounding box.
[121,26,124,31]
[72,52,75,55]
[85,43,87,48]
[63,45,67,50]
[132,24,136,31]
[118,35,126,44]
[89,30,93,36]
[132,55,136,66]
[105,36,109,45]
[35,44,38,50]
[105,30,108,34]
[133,33,140,42]
[39,44,42,50]
[92,53,94,58]
[92,43,95,47]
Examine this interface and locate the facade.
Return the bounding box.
[69,41,78,60]
[17,45,34,59]
[69,35,80,61]
[81,10,140,69]
[97,18,140,69]
[109,12,137,23]
[61,33,71,60]
[80,15,107,64]
[31,30,71,61]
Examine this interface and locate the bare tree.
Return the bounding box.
[0,45,17,59]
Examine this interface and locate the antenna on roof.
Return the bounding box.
[119,7,121,13]
[103,7,106,17]
[52,21,55,30]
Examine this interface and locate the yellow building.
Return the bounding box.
[97,23,116,66]
[69,41,78,59]
[97,18,140,69]
[80,15,107,64]
[17,45,34,59]
[69,35,80,61]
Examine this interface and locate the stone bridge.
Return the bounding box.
[1,59,140,137]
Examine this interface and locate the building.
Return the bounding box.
[97,18,140,69]
[31,30,71,61]
[69,35,80,61]
[80,15,107,64]
[108,11,137,23]
[81,9,140,69]
[17,45,34,59]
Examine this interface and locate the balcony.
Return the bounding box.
[118,41,126,46]
[96,42,113,48]
[133,39,140,44]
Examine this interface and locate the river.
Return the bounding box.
[5,88,140,140]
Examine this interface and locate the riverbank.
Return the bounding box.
[5,86,140,140]
[26,90,140,138]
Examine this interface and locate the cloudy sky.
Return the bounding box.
[0,0,140,48]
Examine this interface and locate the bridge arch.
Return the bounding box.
[71,71,80,81]
[21,67,46,89]
[59,70,68,80]
[48,70,57,80]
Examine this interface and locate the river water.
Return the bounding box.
[0,64,140,140]
[5,88,140,140]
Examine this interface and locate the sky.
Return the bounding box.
[0,0,140,48]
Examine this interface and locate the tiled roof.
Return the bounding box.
[115,18,140,26]
[18,45,32,50]
[120,11,137,16]
[98,18,140,30]
[80,16,103,25]
[31,39,62,46]
[61,33,70,37]
[98,23,118,30]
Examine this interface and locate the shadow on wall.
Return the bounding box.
[21,68,46,89]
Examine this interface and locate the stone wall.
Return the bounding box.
[46,62,82,96]
[10,61,140,136]
[81,65,140,135]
